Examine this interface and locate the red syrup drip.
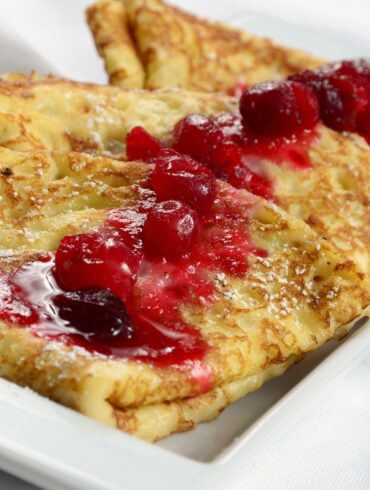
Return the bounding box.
[0,187,266,389]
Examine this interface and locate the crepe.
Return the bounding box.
[0,144,367,441]
[0,74,368,282]
[86,0,324,91]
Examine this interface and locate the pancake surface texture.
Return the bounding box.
[86,0,324,90]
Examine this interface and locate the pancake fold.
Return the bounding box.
[86,0,324,91]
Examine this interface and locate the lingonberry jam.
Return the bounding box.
[55,231,140,302]
[289,58,370,143]
[170,109,317,199]
[143,200,199,259]
[0,179,266,380]
[1,255,209,370]
[151,153,216,214]
[125,126,163,161]
[239,81,319,137]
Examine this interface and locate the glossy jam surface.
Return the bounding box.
[289,58,370,143]
[2,256,208,369]
[1,185,266,373]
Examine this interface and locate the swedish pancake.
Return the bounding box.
[0,73,234,154]
[87,0,145,88]
[86,0,324,91]
[0,144,366,441]
[0,74,368,283]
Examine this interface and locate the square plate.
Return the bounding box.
[0,2,369,488]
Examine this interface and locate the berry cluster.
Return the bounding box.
[289,59,370,140]
[238,58,370,140]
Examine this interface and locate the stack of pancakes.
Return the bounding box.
[0,0,367,441]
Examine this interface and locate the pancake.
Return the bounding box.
[86,0,324,91]
[0,73,234,154]
[87,0,145,88]
[0,74,368,283]
[0,144,366,441]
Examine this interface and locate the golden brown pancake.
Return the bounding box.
[0,144,366,441]
[86,0,324,91]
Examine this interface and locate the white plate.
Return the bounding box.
[0,319,369,490]
[0,2,369,489]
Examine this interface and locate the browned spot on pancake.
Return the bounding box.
[65,132,99,153]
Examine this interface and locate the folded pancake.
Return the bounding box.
[86,0,324,91]
[87,0,145,88]
[0,74,368,283]
[0,145,366,441]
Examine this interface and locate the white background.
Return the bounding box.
[0,0,369,488]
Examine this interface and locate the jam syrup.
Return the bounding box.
[0,184,265,380]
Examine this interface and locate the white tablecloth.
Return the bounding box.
[0,0,369,488]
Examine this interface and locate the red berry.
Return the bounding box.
[293,72,370,132]
[289,68,326,88]
[126,126,163,161]
[105,208,146,253]
[172,114,242,177]
[318,74,369,131]
[319,59,370,81]
[290,60,370,133]
[55,232,139,302]
[53,288,134,341]
[356,103,370,143]
[239,80,319,136]
[151,153,216,214]
[209,140,242,177]
[143,201,199,259]
[172,114,223,164]
[213,113,244,144]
